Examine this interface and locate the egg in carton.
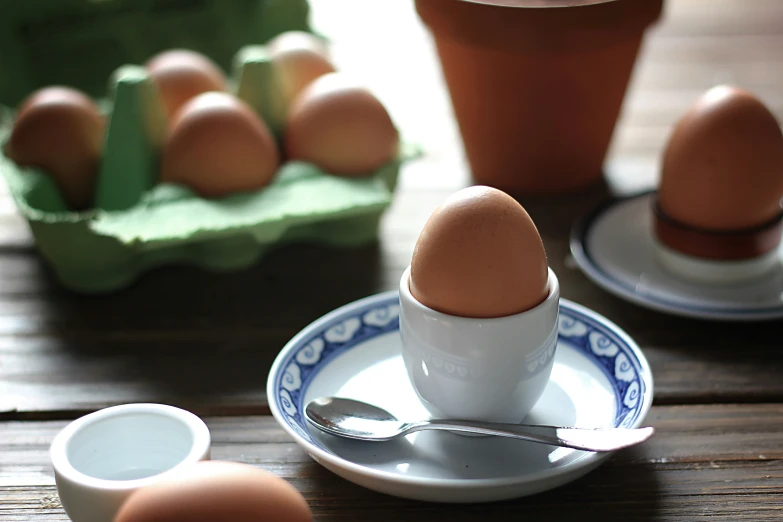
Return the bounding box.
[0,1,418,294]
[651,85,783,284]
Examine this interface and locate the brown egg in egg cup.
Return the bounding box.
[651,195,783,285]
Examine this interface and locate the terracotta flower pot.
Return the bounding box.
[416,0,664,195]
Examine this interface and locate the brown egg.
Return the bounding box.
[160,92,279,198]
[113,461,313,522]
[267,31,336,116]
[146,49,227,119]
[658,85,783,230]
[410,186,549,318]
[5,86,105,210]
[284,73,399,176]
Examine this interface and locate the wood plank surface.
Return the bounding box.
[2,0,783,417]
[3,0,783,520]
[3,190,783,418]
[2,404,783,520]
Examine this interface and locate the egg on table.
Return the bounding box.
[5,86,105,210]
[284,73,399,176]
[655,85,783,260]
[146,49,227,119]
[409,185,549,318]
[160,92,279,198]
[113,461,313,522]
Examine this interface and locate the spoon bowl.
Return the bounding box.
[305,396,655,452]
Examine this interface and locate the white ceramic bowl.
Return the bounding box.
[652,238,780,285]
[50,403,211,522]
[399,266,560,424]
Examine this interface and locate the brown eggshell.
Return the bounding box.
[146,49,227,119]
[113,461,313,522]
[268,31,336,114]
[658,85,783,231]
[5,86,105,210]
[284,73,399,176]
[410,185,549,318]
[160,92,280,198]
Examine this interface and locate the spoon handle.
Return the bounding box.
[405,420,655,452]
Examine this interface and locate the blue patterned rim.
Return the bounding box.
[569,191,783,321]
[268,292,653,453]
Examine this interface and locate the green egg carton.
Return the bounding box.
[0,0,418,294]
[0,143,414,293]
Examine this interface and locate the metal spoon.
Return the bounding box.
[305,397,654,452]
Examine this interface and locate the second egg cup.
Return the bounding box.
[651,196,783,285]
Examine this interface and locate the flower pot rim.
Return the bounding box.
[459,0,627,7]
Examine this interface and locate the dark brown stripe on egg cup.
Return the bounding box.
[651,196,783,261]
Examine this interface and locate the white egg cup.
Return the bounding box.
[399,265,560,425]
[652,238,781,285]
[50,403,211,522]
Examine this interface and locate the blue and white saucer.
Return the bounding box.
[570,192,783,322]
[267,292,653,503]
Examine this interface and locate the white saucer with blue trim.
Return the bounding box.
[267,292,654,503]
[570,191,783,322]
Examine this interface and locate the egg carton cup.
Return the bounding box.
[0,60,420,293]
[1,143,417,293]
[1,151,415,294]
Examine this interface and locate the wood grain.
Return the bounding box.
[2,404,783,520]
[2,1,783,519]
[3,185,783,417]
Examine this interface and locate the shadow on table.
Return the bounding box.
[15,172,619,418]
[303,447,661,521]
[17,240,387,417]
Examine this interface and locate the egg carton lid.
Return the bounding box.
[0,0,312,108]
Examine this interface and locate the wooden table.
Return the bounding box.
[2,0,783,520]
